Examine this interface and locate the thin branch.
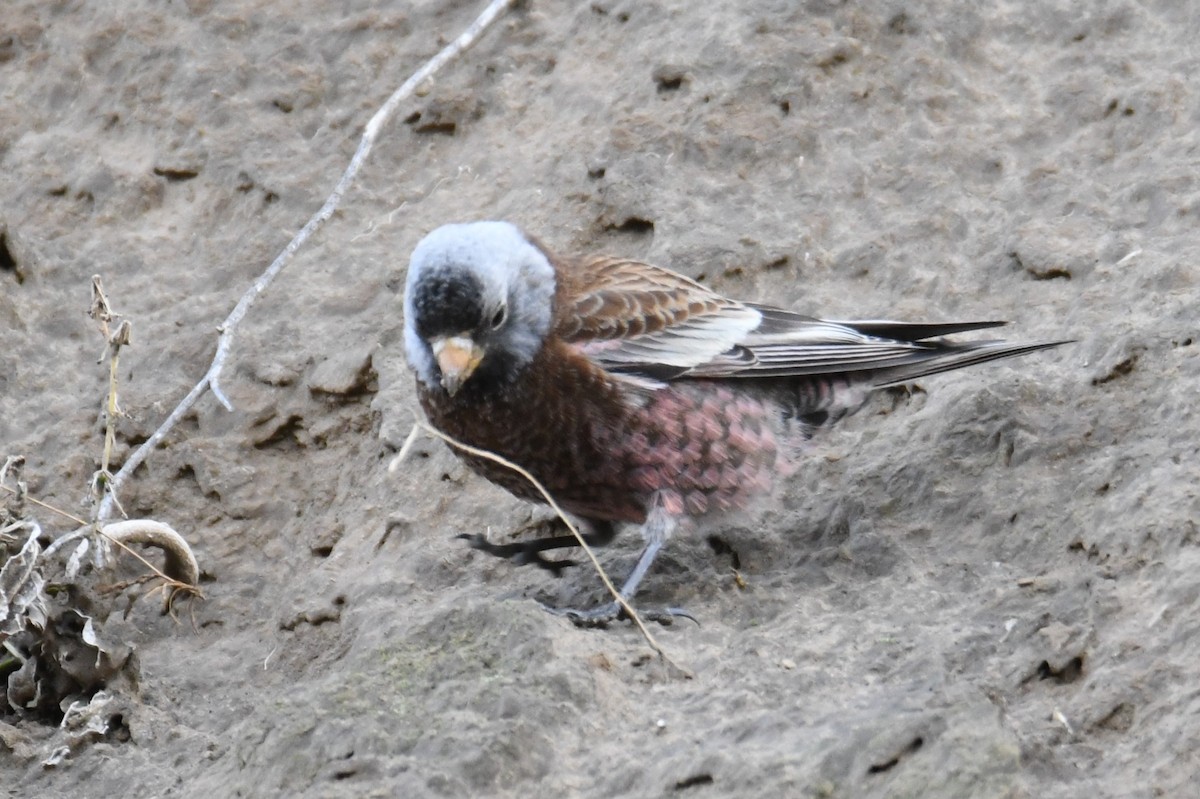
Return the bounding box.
[398,419,693,677]
[96,0,517,522]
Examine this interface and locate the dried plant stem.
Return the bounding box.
[102,347,120,475]
[96,0,518,522]
[96,321,131,519]
[101,520,199,587]
[100,519,202,613]
[401,419,692,677]
[88,275,131,519]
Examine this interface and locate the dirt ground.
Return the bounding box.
[2,1,1198,797]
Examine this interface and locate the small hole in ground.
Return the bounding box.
[1037,655,1085,684]
[0,230,21,283]
[605,217,655,235]
[674,773,713,790]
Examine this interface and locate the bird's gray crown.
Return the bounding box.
[404,221,557,391]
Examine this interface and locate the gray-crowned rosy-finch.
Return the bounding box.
[403,220,1066,625]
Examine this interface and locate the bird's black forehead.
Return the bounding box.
[411,268,486,338]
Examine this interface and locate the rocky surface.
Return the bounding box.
[2,1,1197,796]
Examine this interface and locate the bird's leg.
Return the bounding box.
[458,519,616,576]
[551,538,689,627]
[548,504,696,627]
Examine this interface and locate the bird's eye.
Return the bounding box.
[491,306,507,330]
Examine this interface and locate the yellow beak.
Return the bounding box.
[431,335,485,397]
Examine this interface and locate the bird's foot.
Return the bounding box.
[543,600,697,628]
[457,532,577,576]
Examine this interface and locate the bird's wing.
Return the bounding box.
[557,257,1063,385]
[556,256,762,378]
[699,305,1067,385]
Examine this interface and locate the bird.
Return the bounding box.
[403,220,1066,625]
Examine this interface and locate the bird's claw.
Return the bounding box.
[651,606,699,626]
[457,532,577,575]
[543,600,698,628]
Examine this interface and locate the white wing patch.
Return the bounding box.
[577,304,762,372]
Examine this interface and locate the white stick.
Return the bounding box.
[97,0,517,522]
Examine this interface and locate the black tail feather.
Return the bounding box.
[870,339,1072,388]
[837,319,1010,341]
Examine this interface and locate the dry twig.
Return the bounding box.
[96,0,518,522]
[88,276,131,519]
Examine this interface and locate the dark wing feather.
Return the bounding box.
[751,305,1009,341]
[557,257,1066,385]
[692,305,1067,386]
